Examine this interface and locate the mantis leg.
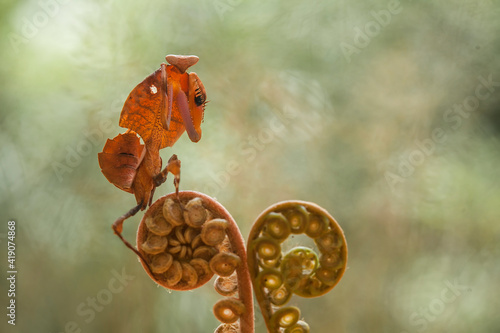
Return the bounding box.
[153,154,181,200]
[112,203,154,276]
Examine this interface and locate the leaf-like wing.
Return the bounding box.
[98,132,145,193]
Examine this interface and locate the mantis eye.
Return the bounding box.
[194,86,206,107]
[188,72,207,134]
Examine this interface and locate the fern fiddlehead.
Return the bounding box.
[247,201,348,332]
[136,191,254,333]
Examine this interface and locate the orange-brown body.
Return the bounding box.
[98,55,206,211]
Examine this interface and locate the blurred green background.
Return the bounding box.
[1,0,499,332]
